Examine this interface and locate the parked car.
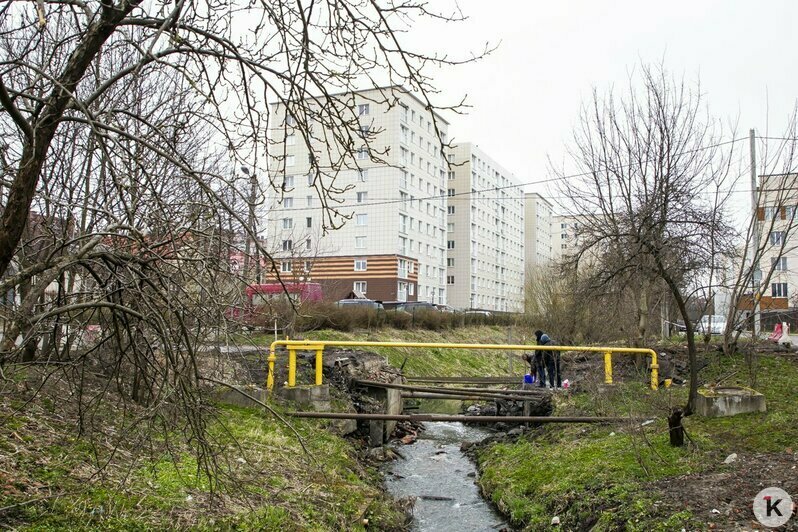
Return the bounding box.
[464,310,492,317]
[335,298,384,310]
[696,314,726,335]
[395,301,439,312]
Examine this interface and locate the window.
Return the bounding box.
[285,114,296,127]
[286,155,295,167]
[400,147,409,164]
[771,231,785,245]
[357,147,368,160]
[286,134,296,146]
[447,275,455,285]
[447,258,454,267]
[306,217,312,228]
[400,214,408,233]
[772,282,788,298]
[282,239,292,251]
[280,261,292,272]
[306,195,313,207]
[764,206,777,220]
[282,218,292,229]
[357,191,368,203]
[305,238,311,250]
[561,223,567,229]
[447,188,455,197]
[356,213,368,226]
[448,171,455,180]
[561,233,567,239]
[358,169,368,182]
[448,205,455,215]
[772,256,788,271]
[307,174,314,186]
[358,104,369,116]
[408,283,415,296]
[447,223,454,232]
[360,124,370,135]
[787,205,797,219]
[283,197,294,208]
[304,261,312,272]
[400,170,408,189]
[283,175,294,188]
[447,240,455,249]
[354,258,367,271]
[401,104,409,123]
[355,236,366,249]
[354,281,367,293]
[401,125,409,143]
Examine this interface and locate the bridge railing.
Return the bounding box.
[266,340,659,391]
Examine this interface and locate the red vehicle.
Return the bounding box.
[226,282,323,328]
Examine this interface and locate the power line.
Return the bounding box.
[270,136,751,212]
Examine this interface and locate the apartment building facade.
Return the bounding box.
[753,173,798,311]
[265,86,449,303]
[523,192,554,279]
[445,143,525,312]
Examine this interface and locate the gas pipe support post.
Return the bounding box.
[266,346,276,391]
[287,348,296,387]
[315,348,323,386]
[604,350,613,385]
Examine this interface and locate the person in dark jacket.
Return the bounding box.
[534,330,561,388]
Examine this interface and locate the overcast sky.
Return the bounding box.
[411,0,798,200]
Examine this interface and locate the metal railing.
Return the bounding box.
[266,340,659,391]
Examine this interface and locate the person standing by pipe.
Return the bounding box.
[534,330,560,388]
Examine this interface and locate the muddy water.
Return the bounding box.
[385,419,508,531]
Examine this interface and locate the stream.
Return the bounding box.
[384,418,508,531]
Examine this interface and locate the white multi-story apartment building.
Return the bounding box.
[524,192,554,279]
[265,86,449,303]
[552,214,582,262]
[755,173,798,311]
[445,143,525,312]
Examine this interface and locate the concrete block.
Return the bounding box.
[216,385,268,409]
[278,384,331,412]
[328,418,358,436]
[695,386,767,417]
[369,420,385,447]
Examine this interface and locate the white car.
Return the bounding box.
[696,315,726,335]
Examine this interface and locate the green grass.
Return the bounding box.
[302,326,528,378]
[476,353,798,530]
[1,404,406,531]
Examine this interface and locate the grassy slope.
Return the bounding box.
[476,353,798,530]
[0,392,404,530]
[1,325,518,530]
[305,325,530,378]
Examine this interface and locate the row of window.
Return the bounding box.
[281,213,367,230]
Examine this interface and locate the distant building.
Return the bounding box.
[265,86,449,303]
[523,192,554,284]
[749,173,798,311]
[445,143,525,311]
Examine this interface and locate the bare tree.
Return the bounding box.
[555,64,737,440]
[0,0,485,491]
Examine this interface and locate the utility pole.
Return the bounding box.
[241,166,260,283]
[750,129,761,337]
